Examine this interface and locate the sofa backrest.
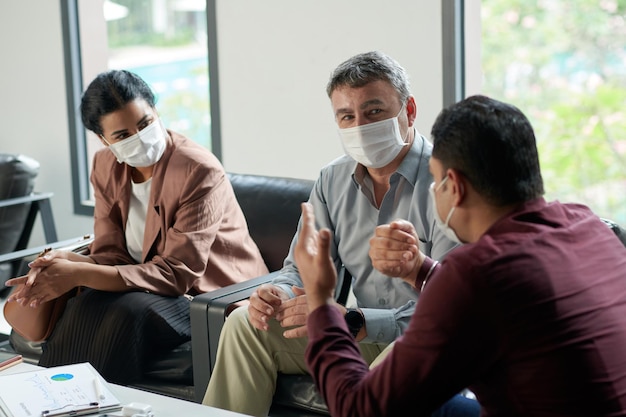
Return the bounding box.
[227,173,315,271]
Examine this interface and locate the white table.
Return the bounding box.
[1,362,250,417]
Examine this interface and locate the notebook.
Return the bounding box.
[0,362,121,417]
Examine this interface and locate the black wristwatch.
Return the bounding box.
[345,308,364,337]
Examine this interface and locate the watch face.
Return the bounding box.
[345,309,364,337]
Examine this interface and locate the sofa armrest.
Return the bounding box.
[189,267,353,403]
[190,271,280,402]
[0,235,93,273]
[0,235,93,263]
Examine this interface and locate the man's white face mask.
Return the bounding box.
[429,176,462,244]
[102,119,167,167]
[337,105,408,168]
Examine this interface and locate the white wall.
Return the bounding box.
[217,0,444,178]
[0,1,93,245]
[0,1,449,245]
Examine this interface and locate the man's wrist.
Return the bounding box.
[416,256,438,291]
[307,293,334,312]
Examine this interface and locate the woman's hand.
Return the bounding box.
[6,251,80,307]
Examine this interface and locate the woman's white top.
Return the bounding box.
[126,178,152,263]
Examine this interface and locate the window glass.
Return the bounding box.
[481,0,626,224]
[75,0,212,204]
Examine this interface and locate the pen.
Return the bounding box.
[41,402,99,417]
[26,247,52,286]
[93,377,106,400]
[38,247,52,258]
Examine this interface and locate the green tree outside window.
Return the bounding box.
[482,0,626,223]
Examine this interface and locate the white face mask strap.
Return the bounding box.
[436,175,449,192]
[436,175,456,227]
[444,205,456,227]
[396,102,406,118]
[396,102,411,143]
[100,134,112,146]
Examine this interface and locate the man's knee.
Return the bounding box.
[223,305,253,336]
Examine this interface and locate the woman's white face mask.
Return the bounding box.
[337,106,408,168]
[102,119,167,167]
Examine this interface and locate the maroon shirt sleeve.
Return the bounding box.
[306,259,492,417]
[415,256,440,292]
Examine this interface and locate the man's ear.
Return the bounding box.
[406,96,418,127]
[447,169,465,207]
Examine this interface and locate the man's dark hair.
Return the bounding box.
[431,95,544,206]
[80,69,156,135]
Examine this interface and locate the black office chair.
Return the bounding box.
[0,154,58,296]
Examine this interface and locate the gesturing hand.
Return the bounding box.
[294,203,337,312]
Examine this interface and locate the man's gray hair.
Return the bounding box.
[326,51,411,103]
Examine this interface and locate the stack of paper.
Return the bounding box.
[0,362,121,417]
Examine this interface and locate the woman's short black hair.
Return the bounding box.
[431,95,544,206]
[80,69,156,135]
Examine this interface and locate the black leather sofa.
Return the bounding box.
[8,172,323,414]
[8,170,624,417]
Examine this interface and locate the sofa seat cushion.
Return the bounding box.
[130,380,195,402]
[142,340,193,384]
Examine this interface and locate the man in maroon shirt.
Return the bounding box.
[294,95,626,417]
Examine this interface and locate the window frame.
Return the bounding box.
[61,0,221,216]
[442,0,466,106]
